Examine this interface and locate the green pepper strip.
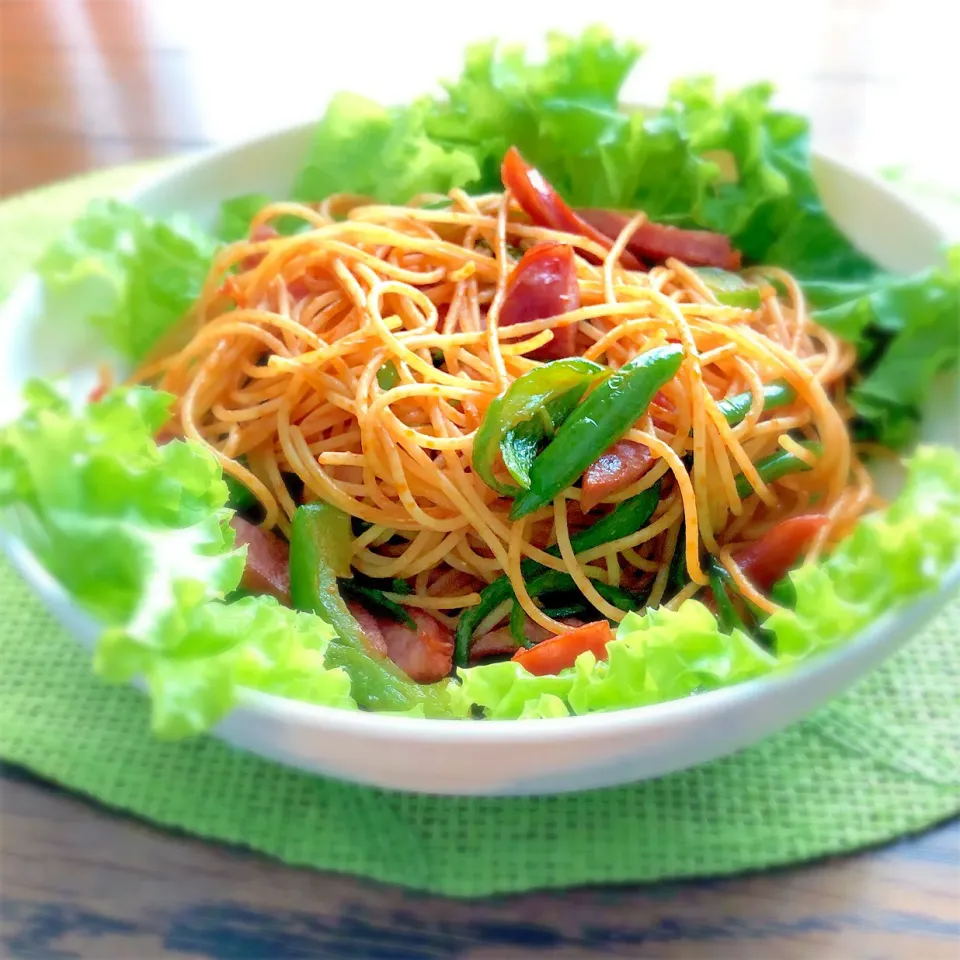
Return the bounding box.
[693,266,763,309]
[716,288,762,309]
[454,481,661,665]
[734,441,822,499]
[716,381,796,426]
[511,345,684,519]
[506,569,639,651]
[224,474,258,512]
[339,580,416,630]
[707,559,747,634]
[500,389,583,490]
[351,571,412,596]
[539,601,590,619]
[473,358,606,496]
[289,502,451,715]
[668,521,688,594]
[223,456,259,512]
[508,598,528,647]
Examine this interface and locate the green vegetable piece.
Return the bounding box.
[377,361,400,390]
[716,288,763,309]
[289,502,450,715]
[473,358,606,496]
[351,572,413,596]
[454,577,517,667]
[453,483,661,665]
[708,558,747,634]
[716,380,796,426]
[593,580,643,612]
[565,482,662,555]
[37,199,218,363]
[500,389,585,490]
[539,601,590,619]
[499,426,540,492]
[509,599,530,648]
[339,580,416,630]
[734,441,822,499]
[510,345,684,519]
[224,474,257,513]
[694,266,763,309]
[503,569,639,653]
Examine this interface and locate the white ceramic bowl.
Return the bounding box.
[1,121,958,796]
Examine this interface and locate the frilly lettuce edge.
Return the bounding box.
[0,382,355,738]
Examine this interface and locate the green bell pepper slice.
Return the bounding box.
[473,358,606,496]
[289,502,451,716]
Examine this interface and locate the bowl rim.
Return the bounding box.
[1,118,957,745]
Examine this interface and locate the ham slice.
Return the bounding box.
[580,439,654,512]
[349,600,453,682]
[469,629,521,662]
[377,610,454,683]
[346,601,389,656]
[470,617,585,662]
[577,208,741,271]
[230,516,291,605]
[241,223,280,271]
[499,242,581,360]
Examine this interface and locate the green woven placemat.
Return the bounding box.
[1,165,959,898]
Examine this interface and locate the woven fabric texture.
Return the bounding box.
[0,165,957,897]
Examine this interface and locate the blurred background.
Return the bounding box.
[0,0,953,211]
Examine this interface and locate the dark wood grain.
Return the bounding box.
[0,2,957,957]
[2,765,959,960]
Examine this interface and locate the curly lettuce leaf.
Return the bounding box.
[808,246,960,446]
[216,194,313,242]
[768,446,960,659]
[447,660,574,720]
[216,193,274,242]
[0,382,354,737]
[452,446,960,720]
[118,596,356,738]
[569,603,777,715]
[659,78,879,281]
[426,27,646,206]
[293,92,480,204]
[425,35,878,281]
[452,602,774,720]
[37,200,218,362]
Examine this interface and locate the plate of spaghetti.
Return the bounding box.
[1,29,959,794]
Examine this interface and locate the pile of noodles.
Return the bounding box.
[132,189,879,636]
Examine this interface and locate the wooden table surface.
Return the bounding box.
[1,1,957,957]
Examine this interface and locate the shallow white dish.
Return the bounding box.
[1,120,958,796]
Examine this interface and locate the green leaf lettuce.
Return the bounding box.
[0,383,354,737]
[37,200,218,362]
